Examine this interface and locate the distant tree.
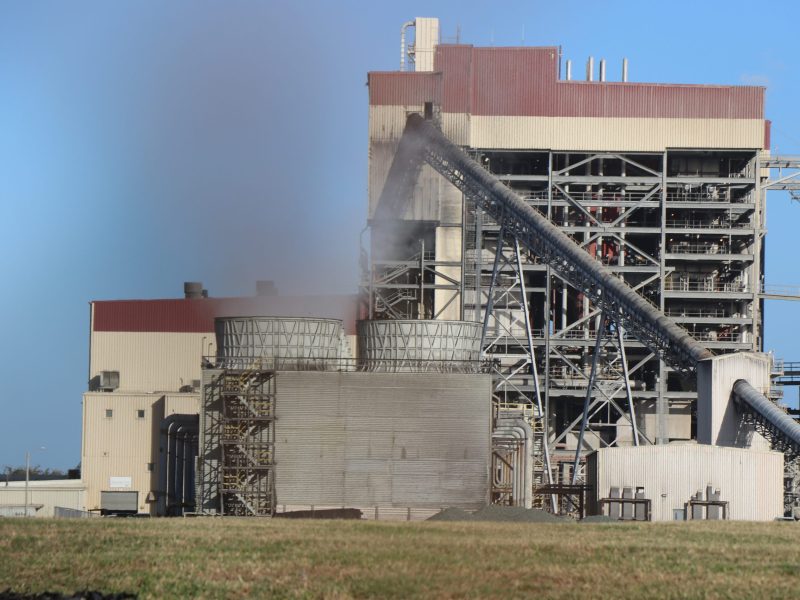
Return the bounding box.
[2,465,70,482]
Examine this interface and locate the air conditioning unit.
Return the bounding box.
[100,371,120,391]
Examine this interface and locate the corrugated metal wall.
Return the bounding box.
[591,444,783,521]
[0,481,85,517]
[82,392,199,513]
[90,332,213,393]
[274,372,491,510]
[469,116,765,152]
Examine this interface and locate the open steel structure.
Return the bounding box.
[372,109,800,499]
[363,26,800,500]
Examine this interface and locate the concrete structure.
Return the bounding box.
[587,444,783,521]
[697,352,771,447]
[274,372,490,514]
[197,370,491,517]
[197,315,491,517]
[364,17,769,496]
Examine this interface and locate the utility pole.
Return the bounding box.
[24,451,30,517]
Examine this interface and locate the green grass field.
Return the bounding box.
[1,518,799,599]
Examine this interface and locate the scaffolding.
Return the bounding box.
[198,367,276,516]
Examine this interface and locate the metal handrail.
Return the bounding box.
[203,355,491,374]
[761,284,800,298]
[664,280,748,293]
[665,219,750,230]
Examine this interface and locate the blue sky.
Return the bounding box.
[2,0,800,469]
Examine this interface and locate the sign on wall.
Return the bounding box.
[109,476,132,489]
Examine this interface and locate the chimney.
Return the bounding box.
[256,280,278,297]
[184,282,203,299]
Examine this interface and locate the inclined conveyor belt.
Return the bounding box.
[378,113,800,456]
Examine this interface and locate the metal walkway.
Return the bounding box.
[761,285,800,301]
[774,361,800,386]
[382,113,800,457]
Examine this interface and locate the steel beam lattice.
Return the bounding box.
[381,114,800,469]
[390,114,713,375]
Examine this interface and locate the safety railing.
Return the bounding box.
[203,356,491,374]
[665,308,728,318]
[684,331,743,343]
[665,192,750,204]
[667,242,745,255]
[664,280,748,293]
[665,219,751,230]
[761,284,800,298]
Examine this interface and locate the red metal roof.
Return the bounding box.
[92,295,360,335]
[368,45,765,120]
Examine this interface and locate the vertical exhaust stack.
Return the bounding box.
[599,59,606,82]
[622,57,629,82]
[565,59,572,81]
[586,56,594,81]
[400,20,415,71]
[256,280,278,297]
[184,282,203,299]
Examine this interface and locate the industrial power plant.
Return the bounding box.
[15,17,800,522]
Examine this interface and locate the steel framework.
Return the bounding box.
[369,115,794,493]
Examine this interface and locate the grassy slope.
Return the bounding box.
[1,519,799,599]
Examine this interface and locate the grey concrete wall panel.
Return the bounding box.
[357,320,481,371]
[274,371,491,509]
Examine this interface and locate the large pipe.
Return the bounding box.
[400,20,415,72]
[565,59,572,81]
[732,380,800,454]
[599,59,606,82]
[622,58,629,82]
[175,426,186,515]
[586,56,594,81]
